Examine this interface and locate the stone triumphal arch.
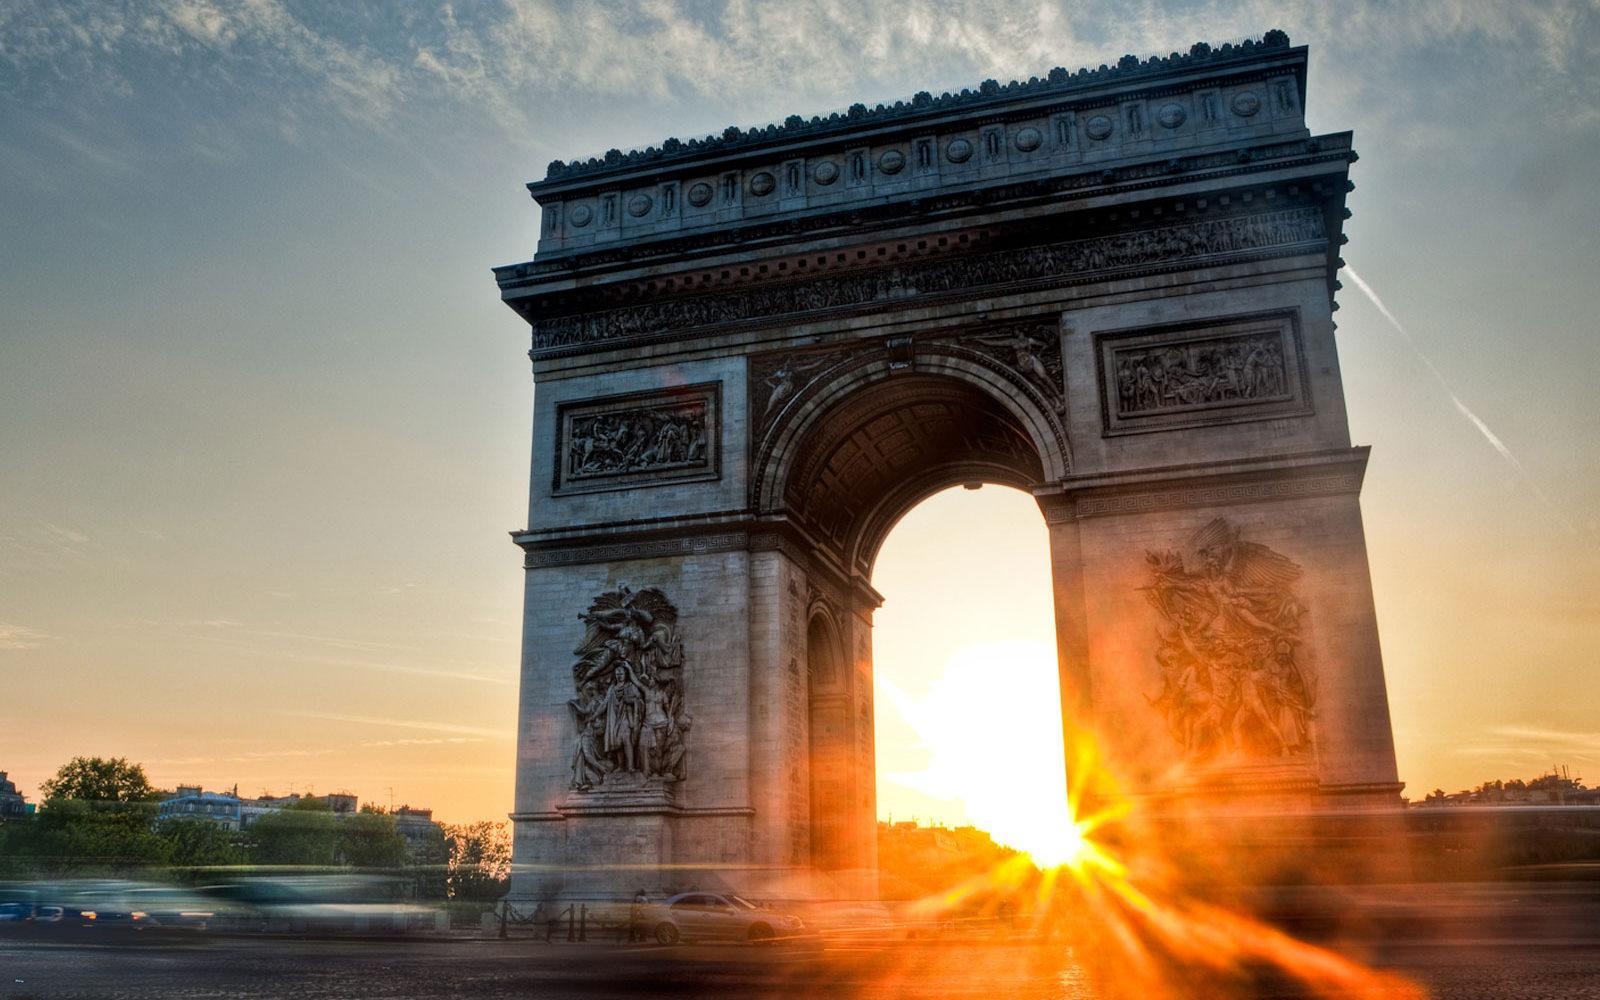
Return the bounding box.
[495,32,1402,901]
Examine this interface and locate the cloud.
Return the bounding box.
[9,1,1595,169]
[0,623,52,650]
[281,709,509,738]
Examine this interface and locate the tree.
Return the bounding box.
[444,821,511,901]
[154,817,244,872]
[40,757,158,803]
[14,798,169,877]
[337,810,408,869]
[249,797,337,867]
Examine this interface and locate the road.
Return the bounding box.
[2,882,1598,999]
[1,932,1598,999]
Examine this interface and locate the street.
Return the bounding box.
[1,913,1597,1000]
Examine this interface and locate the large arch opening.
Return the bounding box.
[780,369,1070,873]
[870,485,1071,865]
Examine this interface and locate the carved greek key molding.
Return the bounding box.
[531,207,1325,353]
[523,531,749,570]
[1071,474,1361,518]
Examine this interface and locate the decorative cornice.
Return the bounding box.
[1071,472,1360,518]
[1042,448,1369,520]
[500,136,1347,290]
[530,206,1325,356]
[538,31,1294,184]
[522,530,750,570]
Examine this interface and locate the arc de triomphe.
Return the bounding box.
[494,31,1402,902]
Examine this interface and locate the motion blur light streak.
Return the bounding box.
[896,730,1427,999]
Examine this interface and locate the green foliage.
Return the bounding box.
[337,810,408,869]
[409,822,450,900]
[249,802,337,866]
[40,756,158,804]
[154,817,245,871]
[4,799,168,877]
[444,821,510,901]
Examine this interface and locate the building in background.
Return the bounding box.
[0,772,34,820]
[158,786,420,833]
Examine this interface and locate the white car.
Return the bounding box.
[649,892,804,944]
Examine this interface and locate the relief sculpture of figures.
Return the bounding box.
[969,326,1065,413]
[567,403,707,479]
[568,586,691,791]
[1115,333,1287,416]
[1142,518,1315,762]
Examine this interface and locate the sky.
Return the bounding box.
[1,1,1598,831]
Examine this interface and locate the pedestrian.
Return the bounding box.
[629,890,648,943]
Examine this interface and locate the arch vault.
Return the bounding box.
[495,32,1402,902]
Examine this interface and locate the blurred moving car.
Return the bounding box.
[648,892,804,944]
[196,876,443,935]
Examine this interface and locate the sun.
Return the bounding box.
[878,639,1080,862]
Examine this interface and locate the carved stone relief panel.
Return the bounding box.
[567,586,691,792]
[553,382,720,495]
[1143,518,1315,762]
[749,348,853,440]
[1095,311,1311,436]
[947,322,1065,416]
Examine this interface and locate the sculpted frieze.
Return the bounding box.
[553,383,720,494]
[531,207,1325,353]
[1143,518,1315,762]
[1096,312,1311,435]
[1114,331,1289,415]
[956,324,1065,416]
[568,586,691,792]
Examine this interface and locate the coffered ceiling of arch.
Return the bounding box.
[784,376,1044,561]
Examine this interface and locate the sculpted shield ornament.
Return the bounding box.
[567,586,691,792]
[1142,518,1315,762]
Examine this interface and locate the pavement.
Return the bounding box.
[0,882,1597,999]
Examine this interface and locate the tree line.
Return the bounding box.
[0,757,510,901]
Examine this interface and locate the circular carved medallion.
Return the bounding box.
[1231,91,1261,117]
[812,160,840,185]
[627,194,652,218]
[686,182,713,207]
[945,138,973,163]
[1013,127,1042,152]
[569,204,593,228]
[1085,114,1114,140]
[749,171,776,196]
[877,149,906,174]
[1157,103,1187,129]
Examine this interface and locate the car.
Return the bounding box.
[648,892,804,944]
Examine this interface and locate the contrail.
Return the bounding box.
[1344,266,1578,535]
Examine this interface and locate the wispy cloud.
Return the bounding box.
[1344,266,1581,536]
[0,623,53,650]
[7,1,1593,171]
[280,709,508,739]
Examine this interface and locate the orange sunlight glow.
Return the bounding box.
[894,730,1426,1000]
[878,639,1079,864]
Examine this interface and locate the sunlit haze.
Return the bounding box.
[873,487,1075,859]
[2,2,1598,826]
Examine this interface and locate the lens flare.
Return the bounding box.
[897,727,1424,1000]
